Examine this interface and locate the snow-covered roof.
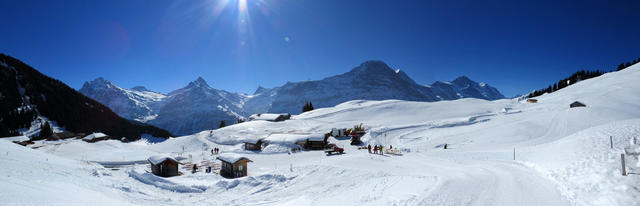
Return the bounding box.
[83,132,107,140]
[1,135,30,142]
[216,153,252,164]
[306,134,326,141]
[148,155,177,165]
[264,133,325,144]
[249,113,289,121]
[243,138,264,144]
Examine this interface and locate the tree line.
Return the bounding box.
[529,57,640,98]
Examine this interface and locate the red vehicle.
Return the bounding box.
[325,145,344,155]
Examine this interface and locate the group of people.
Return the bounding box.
[367,144,392,155]
[211,147,220,155]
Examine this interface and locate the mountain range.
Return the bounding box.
[0,54,171,139]
[80,60,505,135]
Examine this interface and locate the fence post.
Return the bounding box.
[621,153,627,176]
[610,136,613,149]
[513,147,515,160]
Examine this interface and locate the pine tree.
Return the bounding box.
[618,63,625,71]
[218,120,226,128]
[302,101,315,113]
[40,121,53,138]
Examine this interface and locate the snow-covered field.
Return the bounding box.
[3,64,640,205]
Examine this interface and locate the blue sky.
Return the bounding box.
[1,0,640,97]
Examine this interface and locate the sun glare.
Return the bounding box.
[238,0,248,12]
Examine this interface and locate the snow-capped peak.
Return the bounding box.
[187,77,211,89]
[131,86,151,92]
[81,77,120,91]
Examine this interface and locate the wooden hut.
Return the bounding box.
[216,153,253,178]
[570,101,586,108]
[244,138,265,151]
[248,113,291,122]
[47,132,77,141]
[303,134,328,150]
[148,155,180,177]
[82,132,110,143]
[526,99,538,103]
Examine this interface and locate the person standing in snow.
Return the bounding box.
[368,144,371,153]
[379,145,383,155]
[192,164,198,173]
[373,145,378,154]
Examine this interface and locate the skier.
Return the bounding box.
[211,149,214,155]
[192,164,198,173]
[367,144,371,153]
[379,145,383,155]
[373,145,378,154]
[390,145,393,150]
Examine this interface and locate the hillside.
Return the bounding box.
[0,54,172,139]
[9,58,640,205]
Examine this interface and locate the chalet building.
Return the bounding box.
[570,101,586,108]
[217,153,252,178]
[47,132,77,140]
[148,155,180,177]
[301,134,328,150]
[526,99,538,103]
[82,132,110,143]
[248,113,291,122]
[244,139,265,151]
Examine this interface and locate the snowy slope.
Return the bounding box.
[10,63,639,205]
[0,140,134,205]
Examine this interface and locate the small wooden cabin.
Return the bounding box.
[526,99,538,103]
[217,153,253,178]
[248,113,291,122]
[303,134,328,150]
[570,101,586,108]
[82,132,110,143]
[148,155,180,177]
[244,139,265,151]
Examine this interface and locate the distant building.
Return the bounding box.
[248,113,291,122]
[570,101,586,108]
[526,99,538,103]
[244,138,265,151]
[148,155,180,177]
[47,132,77,140]
[82,132,109,143]
[217,153,253,178]
[331,128,348,137]
[302,134,328,150]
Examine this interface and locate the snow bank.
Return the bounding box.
[127,169,205,193]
